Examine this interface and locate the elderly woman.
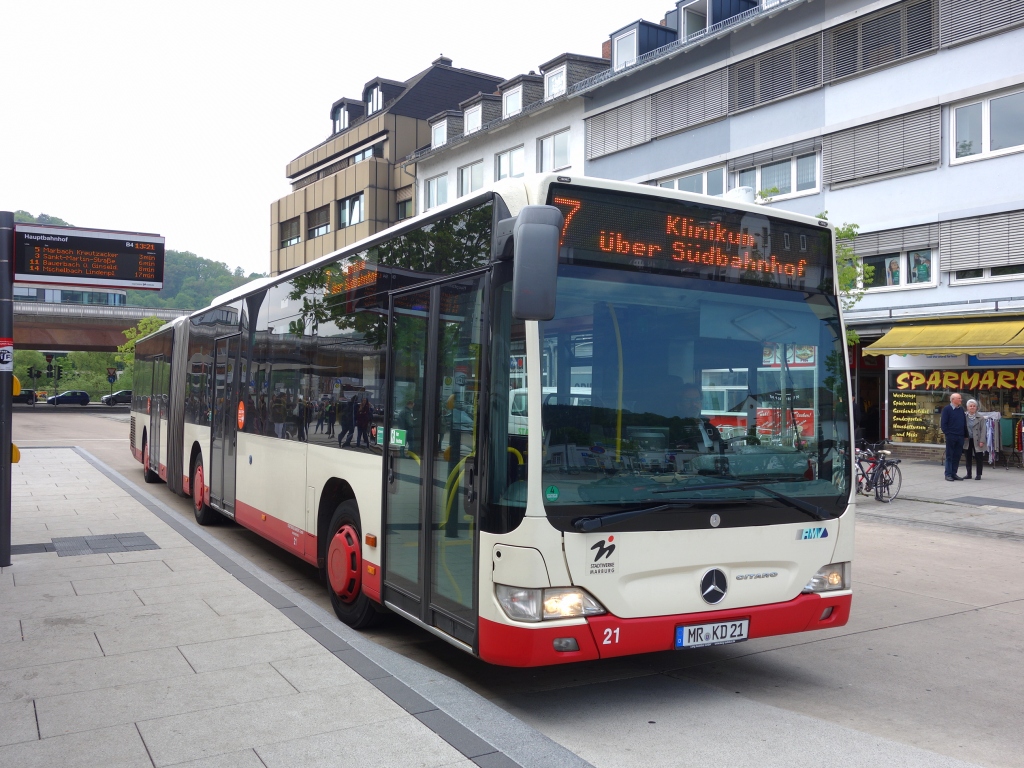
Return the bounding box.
[964,399,987,480]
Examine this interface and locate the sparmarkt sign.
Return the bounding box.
[893,369,1024,391]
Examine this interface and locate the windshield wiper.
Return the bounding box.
[572,501,695,532]
[654,480,830,521]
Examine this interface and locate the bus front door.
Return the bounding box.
[382,275,485,651]
[209,333,240,517]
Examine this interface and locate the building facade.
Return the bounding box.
[570,0,1024,448]
[269,57,503,276]
[407,53,609,213]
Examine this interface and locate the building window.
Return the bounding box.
[953,263,1024,283]
[351,143,383,164]
[658,167,727,196]
[538,129,570,172]
[366,86,382,114]
[503,87,522,119]
[397,199,413,220]
[333,109,349,134]
[862,249,936,290]
[496,146,525,180]
[307,206,330,239]
[465,105,482,134]
[425,174,448,210]
[338,193,364,229]
[458,161,483,197]
[431,122,447,149]
[736,154,818,199]
[614,31,637,71]
[952,87,1024,163]
[280,217,300,248]
[545,67,566,100]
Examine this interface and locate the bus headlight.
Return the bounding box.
[802,562,850,593]
[495,585,607,622]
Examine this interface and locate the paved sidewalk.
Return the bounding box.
[0,448,576,768]
[857,452,1024,539]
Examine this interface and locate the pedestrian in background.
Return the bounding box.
[965,399,986,481]
[356,397,372,449]
[940,392,967,481]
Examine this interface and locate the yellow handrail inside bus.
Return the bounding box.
[608,304,624,462]
[405,450,421,466]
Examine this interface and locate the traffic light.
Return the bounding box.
[57,365,63,379]
[46,363,53,379]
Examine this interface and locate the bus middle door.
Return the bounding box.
[382,274,486,651]
[209,333,240,517]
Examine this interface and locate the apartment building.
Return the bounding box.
[568,0,1024,449]
[269,57,503,276]
[408,53,609,212]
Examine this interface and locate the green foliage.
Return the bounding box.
[14,211,73,226]
[756,186,781,204]
[126,250,266,311]
[818,211,870,345]
[117,316,167,386]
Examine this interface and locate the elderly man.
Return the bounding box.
[940,392,967,481]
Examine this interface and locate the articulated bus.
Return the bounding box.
[131,175,854,666]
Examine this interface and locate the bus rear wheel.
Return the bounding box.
[142,438,159,484]
[326,500,382,629]
[191,455,218,526]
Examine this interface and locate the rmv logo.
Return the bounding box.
[800,527,829,540]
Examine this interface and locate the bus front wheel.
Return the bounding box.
[142,438,159,484]
[326,500,382,629]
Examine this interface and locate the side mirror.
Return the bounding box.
[512,205,563,321]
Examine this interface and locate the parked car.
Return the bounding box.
[12,389,37,406]
[101,389,132,406]
[47,390,90,406]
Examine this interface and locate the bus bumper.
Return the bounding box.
[478,591,851,667]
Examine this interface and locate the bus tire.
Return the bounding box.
[191,454,218,526]
[142,436,159,484]
[326,500,381,629]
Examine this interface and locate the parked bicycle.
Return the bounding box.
[855,439,902,503]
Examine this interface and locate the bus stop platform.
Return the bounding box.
[0,447,587,768]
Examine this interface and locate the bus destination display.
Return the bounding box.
[14,224,165,290]
[548,184,832,288]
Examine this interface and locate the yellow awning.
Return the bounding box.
[863,320,1024,356]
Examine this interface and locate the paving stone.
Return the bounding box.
[21,598,221,642]
[71,566,235,596]
[0,722,151,768]
[269,653,362,692]
[160,748,267,768]
[0,580,76,604]
[12,559,172,587]
[0,619,22,645]
[255,716,466,768]
[0,632,103,672]
[0,698,39,746]
[96,607,297,657]
[37,663,296,738]
[1,590,144,622]
[135,580,242,607]
[179,629,325,673]
[138,684,405,766]
[0,646,192,704]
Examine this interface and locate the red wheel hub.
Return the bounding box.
[193,464,204,512]
[328,524,361,603]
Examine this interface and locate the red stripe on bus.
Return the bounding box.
[363,560,381,603]
[479,592,851,667]
[235,500,318,567]
[585,592,851,659]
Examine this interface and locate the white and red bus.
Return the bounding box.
[131,175,854,666]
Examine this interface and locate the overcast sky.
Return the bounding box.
[0,0,670,276]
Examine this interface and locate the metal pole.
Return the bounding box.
[0,211,15,567]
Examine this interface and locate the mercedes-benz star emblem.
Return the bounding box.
[700,568,728,605]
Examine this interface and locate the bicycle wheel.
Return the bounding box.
[874,462,902,503]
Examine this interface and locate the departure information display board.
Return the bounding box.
[547,183,833,290]
[13,225,164,290]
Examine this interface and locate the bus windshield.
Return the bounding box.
[538,264,850,531]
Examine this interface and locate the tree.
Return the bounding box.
[117,316,166,385]
[818,212,871,345]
